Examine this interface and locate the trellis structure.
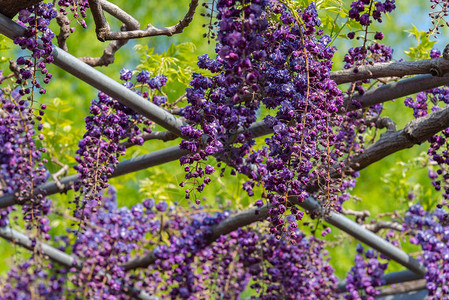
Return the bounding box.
[0,10,446,298]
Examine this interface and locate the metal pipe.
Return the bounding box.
[0,145,188,208]
[0,226,154,300]
[0,13,186,136]
[380,270,424,286]
[299,197,427,276]
[337,270,424,292]
[0,120,271,208]
[376,289,427,300]
[0,226,76,267]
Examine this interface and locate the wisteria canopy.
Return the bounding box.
[1,0,449,299]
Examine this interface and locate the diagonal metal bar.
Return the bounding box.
[298,197,427,276]
[124,197,427,278]
[0,120,272,208]
[0,13,186,136]
[0,226,154,300]
[0,226,76,267]
[377,289,427,300]
[337,270,423,292]
[0,145,188,208]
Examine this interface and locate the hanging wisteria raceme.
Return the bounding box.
[0,2,58,236]
[57,0,90,29]
[1,187,156,299]
[13,2,56,95]
[0,84,51,234]
[236,231,338,299]
[106,198,337,299]
[344,244,388,299]
[347,0,396,27]
[402,204,449,299]
[243,1,348,234]
[69,187,160,298]
[340,0,396,164]
[178,0,269,203]
[343,0,396,108]
[1,257,67,299]
[179,0,361,238]
[73,70,158,223]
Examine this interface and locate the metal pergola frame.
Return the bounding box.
[0,12,430,298]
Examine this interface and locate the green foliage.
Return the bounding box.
[404,25,437,60]
[0,35,11,64]
[136,42,198,85]
[135,42,202,103]
[40,97,83,172]
[139,169,182,203]
[381,152,440,210]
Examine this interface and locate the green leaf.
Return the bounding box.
[404,24,437,60]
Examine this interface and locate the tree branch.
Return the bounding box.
[119,131,179,148]
[0,0,42,18]
[79,0,140,66]
[88,0,198,41]
[330,56,449,85]
[375,116,397,132]
[341,208,370,223]
[342,105,449,173]
[362,221,409,234]
[343,73,449,111]
[55,10,71,52]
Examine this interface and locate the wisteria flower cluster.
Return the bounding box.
[57,0,90,29]
[348,0,396,26]
[344,244,388,299]
[2,186,338,299]
[73,70,162,222]
[403,204,449,299]
[0,86,51,231]
[345,0,395,102]
[69,187,161,298]
[179,0,364,239]
[178,0,269,202]
[1,258,66,299]
[13,2,56,96]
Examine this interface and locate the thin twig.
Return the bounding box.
[88,0,198,41]
[341,208,370,223]
[79,0,140,66]
[56,10,71,51]
[120,131,179,148]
